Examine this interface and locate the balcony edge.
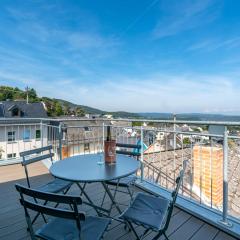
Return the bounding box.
[135,179,240,239]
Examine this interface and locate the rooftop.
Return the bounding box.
[0,162,237,240]
[0,101,47,118]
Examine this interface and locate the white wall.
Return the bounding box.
[0,124,48,161]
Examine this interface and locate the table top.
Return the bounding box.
[50,153,140,182]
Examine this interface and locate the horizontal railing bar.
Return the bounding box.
[66,123,235,138]
[0,123,42,127]
[41,123,59,128]
[66,124,226,138]
[107,118,240,126]
[112,125,225,138]
[0,122,235,138]
[1,117,240,126]
[66,125,102,128]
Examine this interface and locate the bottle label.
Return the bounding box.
[104,140,116,163]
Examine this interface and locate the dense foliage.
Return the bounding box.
[0,86,85,117]
[0,86,37,102]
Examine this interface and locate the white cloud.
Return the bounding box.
[153,0,220,39]
[1,50,240,114]
[187,37,240,51]
[41,72,240,114]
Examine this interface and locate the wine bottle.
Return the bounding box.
[106,126,111,141]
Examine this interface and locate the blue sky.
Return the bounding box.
[0,0,240,113]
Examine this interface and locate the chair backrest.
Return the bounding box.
[20,145,54,187]
[162,160,187,231]
[15,184,85,239]
[116,143,141,159]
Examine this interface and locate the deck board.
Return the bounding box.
[190,224,219,240]
[0,163,238,240]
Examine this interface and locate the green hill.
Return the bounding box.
[54,99,104,114]
[0,86,138,118]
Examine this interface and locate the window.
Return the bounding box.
[23,129,31,141]
[36,129,41,139]
[8,131,15,142]
[84,127,91,132]
[12,108,19,117]
[84,143,90,151]
[7,153,16,159]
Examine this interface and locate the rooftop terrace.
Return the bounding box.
[0,162,237,240]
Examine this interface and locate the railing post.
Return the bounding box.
[102,122,105,152]
[173,114,177,183]
[140,125,144,182]
[58,122,63,161]
[219,126,232,227]
[40,120,43,148]
[173,114,176,149]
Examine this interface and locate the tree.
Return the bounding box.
[63,103,71,115]
[75,107,85,117]
[55,102,63,116]
[27,88,38,102]
[183,137,191,145]
[132,121,142,127]
[0,86,14,100]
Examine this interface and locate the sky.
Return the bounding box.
[0,0,240,114]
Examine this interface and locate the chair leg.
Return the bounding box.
[108,183,120,214]
[56,185,73,210]
[80,183,86,196]
[127,186,134,201]
[25,213,36,240]
[31,199,47,225]
[126,221,141,240]
[100,189,107,208]
[152,231,168,240]
[139,229,150,240]
[107,187,118,216]
[163,232,170,240]
[63,184,72,195]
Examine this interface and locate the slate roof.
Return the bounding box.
[0,101,47,118]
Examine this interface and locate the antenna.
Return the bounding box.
[25,86,29,104]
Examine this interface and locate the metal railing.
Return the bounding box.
[0,117,240,232]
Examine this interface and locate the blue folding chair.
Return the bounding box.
[120,160,187,240]
[20,145,73,224]
[101,143,141,212]
[15,184,111,240]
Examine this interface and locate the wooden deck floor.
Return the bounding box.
[0,162,237,240]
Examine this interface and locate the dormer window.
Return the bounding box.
[12,108,20,117]
[8,105,24,117]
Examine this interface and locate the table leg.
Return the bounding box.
[102,182,122,215]
[76,182,103,216]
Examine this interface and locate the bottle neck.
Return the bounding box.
[106,126,111,141]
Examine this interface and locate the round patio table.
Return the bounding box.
[50,153,140,182]
[50,153,140,215]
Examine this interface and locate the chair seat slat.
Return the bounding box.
[116,143,141,149]
[20,199,85,220]
[20,145,52,157]
[116,150,141,157]
[22,153,54,166]
[15,184,81,204]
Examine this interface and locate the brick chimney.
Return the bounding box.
[193,145,223,207]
